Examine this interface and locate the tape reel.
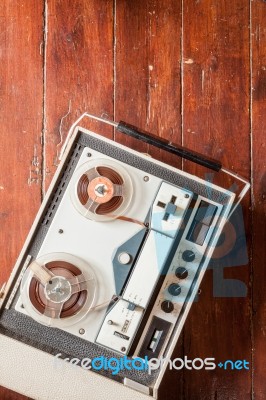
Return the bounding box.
[71,158,133,222]
[21,253,97,328]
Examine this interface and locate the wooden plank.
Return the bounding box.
[115,0,182,168]
[182,1,251,399]
[0,1,260,399]
[44,0,114,189]
[0,1,44,399]
[251,1,266,398]
[115,2,183,398]
[0,387,29,400]
[0,2,44,309]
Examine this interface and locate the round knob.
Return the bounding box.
[182,250,195,262]
[175,267,188,280]
[168,283,181,296]
[161,300,174,313]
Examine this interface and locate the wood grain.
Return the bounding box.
[0,1,44,399]
[44,0,114,190]
[0,0,44,281]
[115,0,182,168]
[0,0,265,399]
[251,1,266,399]
[182,1,251,399]
[0,387,30,400]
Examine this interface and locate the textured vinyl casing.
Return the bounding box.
[0,334,150,400]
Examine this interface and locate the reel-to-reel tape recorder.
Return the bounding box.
[0,114,250,399]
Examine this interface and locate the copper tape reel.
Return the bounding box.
[77,166,124,215]
[71,159,133,222]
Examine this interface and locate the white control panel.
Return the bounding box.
[135,196,223,358]
[95,182,193,355]
[123,231,174,309]
[151,182,192,238]
[96,299,144,354]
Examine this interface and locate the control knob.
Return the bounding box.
[161,300,174,313]
[168,283,181,296]
[175,267,188,279]
[182,250,195,262]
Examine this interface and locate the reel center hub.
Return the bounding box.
[87,176,114,203]
[44,276,72,303]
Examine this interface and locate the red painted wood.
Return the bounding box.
[0,387,30,400]
[251,1,266,398]
[182,1,251,399]
[115,0,183,169]
[0,0,44,281]
[1,1,265,399]
[44,0,114,190]
[0,1,44,399]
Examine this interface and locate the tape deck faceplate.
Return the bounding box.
[0,116,249,398]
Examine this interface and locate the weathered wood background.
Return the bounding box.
[0,1,265,399]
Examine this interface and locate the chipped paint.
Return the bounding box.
[55,99,72,166]
[28,144,41,186]
[201,69,205,91]
[184,58,194,64]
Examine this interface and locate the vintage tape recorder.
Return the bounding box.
[0,114,249,400]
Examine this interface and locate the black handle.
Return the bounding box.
[116,121,222,172]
